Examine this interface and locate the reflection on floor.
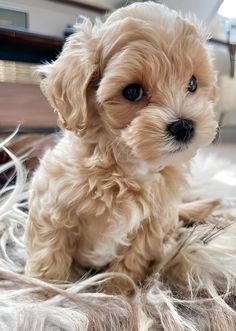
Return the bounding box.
[197,143,236,198]
[202,143,236,162]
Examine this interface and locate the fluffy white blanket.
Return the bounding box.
[0,133,235,331]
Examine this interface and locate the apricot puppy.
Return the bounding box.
[25,2,218,289]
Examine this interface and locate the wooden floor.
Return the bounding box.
[0,82,57,129]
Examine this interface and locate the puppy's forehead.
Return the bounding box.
[105,2,180,30]
[98,17,205,87]
[98,13,201,73]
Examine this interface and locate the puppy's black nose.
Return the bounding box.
[167,119,195,142]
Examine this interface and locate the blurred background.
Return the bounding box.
[0,0,235,172]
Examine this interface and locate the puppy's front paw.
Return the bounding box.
[99,260,138,296]
[179,198,221,225]
[100,275,136,297]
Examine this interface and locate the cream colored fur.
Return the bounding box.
[25,2,219,292]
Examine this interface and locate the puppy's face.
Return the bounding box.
[42,2,218,171]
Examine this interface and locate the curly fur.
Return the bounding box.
[23,2,221,292]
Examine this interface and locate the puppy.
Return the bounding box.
[25,2,219,290]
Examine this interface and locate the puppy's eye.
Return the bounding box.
[123,84,144,102]
[187,75,197,93]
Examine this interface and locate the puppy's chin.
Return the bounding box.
[121,124,217,176]
[158,141,202,167]
[124,145,198,177]
[128,145,197,176]
[161,129,217,167]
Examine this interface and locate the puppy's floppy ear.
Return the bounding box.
[39,18,98,135]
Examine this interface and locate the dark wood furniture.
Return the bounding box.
[0,26,64,63]
[0,27,63,134]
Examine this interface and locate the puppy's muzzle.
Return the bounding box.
[167,119,195,143]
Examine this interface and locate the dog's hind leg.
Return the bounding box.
[179,199,221,225]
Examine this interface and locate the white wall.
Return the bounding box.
[163,0,223,24]
[210,43,231,76]
[0,0,101,37]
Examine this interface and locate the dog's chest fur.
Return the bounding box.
[31,134,183,269]
[74,174,166,268]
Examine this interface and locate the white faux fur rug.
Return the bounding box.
[0,133,236,331]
